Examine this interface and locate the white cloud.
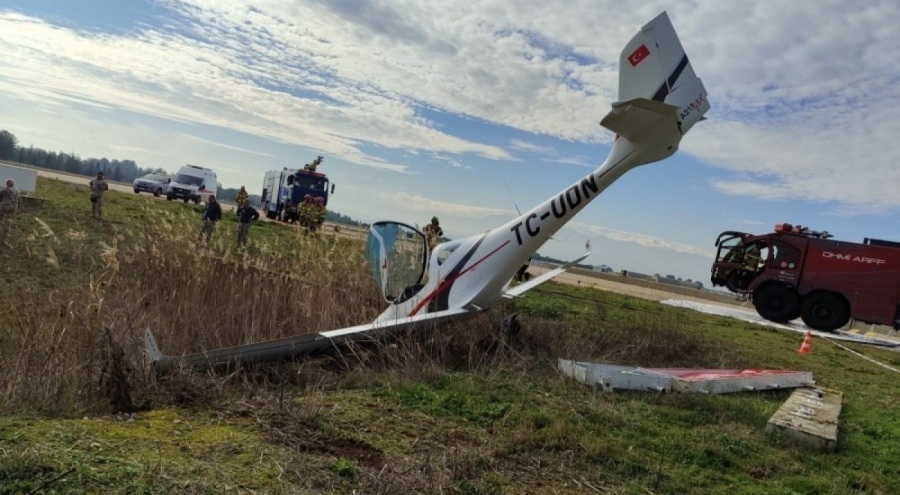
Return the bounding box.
[1,0,899,214]
[376,191,515,219]
[568,221,711,258]
[0,8,511,173]
[548,156,596,168]
[175,133,275,157]
[108,144,156,155]
[509,139,554,154]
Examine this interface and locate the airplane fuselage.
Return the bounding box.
[376,120,683,323]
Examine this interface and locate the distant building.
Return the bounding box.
[653,274,703,290]
[620,270,654,281]
[619,269,704,289]
[593,265,613,273]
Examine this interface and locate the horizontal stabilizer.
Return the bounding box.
[600,98,679,141]
[503,252,590,299]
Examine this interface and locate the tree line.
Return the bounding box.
[0,129,165,183]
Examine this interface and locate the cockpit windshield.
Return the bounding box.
[294,176,327,193]
[432,240,462,266]
[366,221,428,303]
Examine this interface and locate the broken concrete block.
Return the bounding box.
[766,387,842,452]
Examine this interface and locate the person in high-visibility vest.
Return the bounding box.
[743,244,762,272]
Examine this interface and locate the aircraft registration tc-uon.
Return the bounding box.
[146,11,711,372]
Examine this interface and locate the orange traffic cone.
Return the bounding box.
[797,331,812,354]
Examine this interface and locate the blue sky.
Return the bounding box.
[1,0,899,286]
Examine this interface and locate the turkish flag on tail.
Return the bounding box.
[628,44,650,67]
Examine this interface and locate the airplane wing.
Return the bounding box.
[502,252,591,299]
[146,306,474,373]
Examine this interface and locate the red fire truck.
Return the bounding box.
[710,223,900,332]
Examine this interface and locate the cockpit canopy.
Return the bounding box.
[366,221,428,303]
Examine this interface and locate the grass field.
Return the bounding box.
[1,178,898,494]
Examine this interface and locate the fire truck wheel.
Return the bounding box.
[753,285,800,323]
[800,293,850,332]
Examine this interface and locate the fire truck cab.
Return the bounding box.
[711,223,900,332]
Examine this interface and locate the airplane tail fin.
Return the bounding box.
[614,11,709,136]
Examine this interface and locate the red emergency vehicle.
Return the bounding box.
[710,223,900,332]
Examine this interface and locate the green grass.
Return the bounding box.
[1,178,898,494]
[1,178,339,290]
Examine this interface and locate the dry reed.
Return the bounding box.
[0,208,731,416]
[0,212,383,414]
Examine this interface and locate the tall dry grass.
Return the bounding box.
[0,212,384,414]
[0,208,736,416]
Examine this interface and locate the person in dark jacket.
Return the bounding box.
[199,195,222,244]
[236,198,260,247]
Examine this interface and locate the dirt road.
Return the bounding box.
[36,168,137,195]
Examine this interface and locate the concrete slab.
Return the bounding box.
[558,360,814,394]
[766,387,842,452]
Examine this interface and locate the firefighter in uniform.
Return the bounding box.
[735,243,764,290]
[234,186,249,210]
[424,216,443,252]
[311,196,326,232]
[743,244,762,273]
[304,155,324,172]
[299,194,313,230]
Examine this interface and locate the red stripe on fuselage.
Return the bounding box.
[408,240,510,316]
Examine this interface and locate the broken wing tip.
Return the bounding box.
[144,327,164,363]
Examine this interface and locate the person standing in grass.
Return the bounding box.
[234,186,249,216]
[199,195,222,244]
[0,178,20,245]
[312,196,326,232]
[236,198,259,247]
[299,194,313,230]
[89,171,109,219]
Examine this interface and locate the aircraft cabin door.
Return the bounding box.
[366,221,428,303]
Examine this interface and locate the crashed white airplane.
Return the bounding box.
[146,11,710,372]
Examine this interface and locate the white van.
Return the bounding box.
[166,165,217,204]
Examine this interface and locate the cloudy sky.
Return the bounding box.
[1,0,899,285]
